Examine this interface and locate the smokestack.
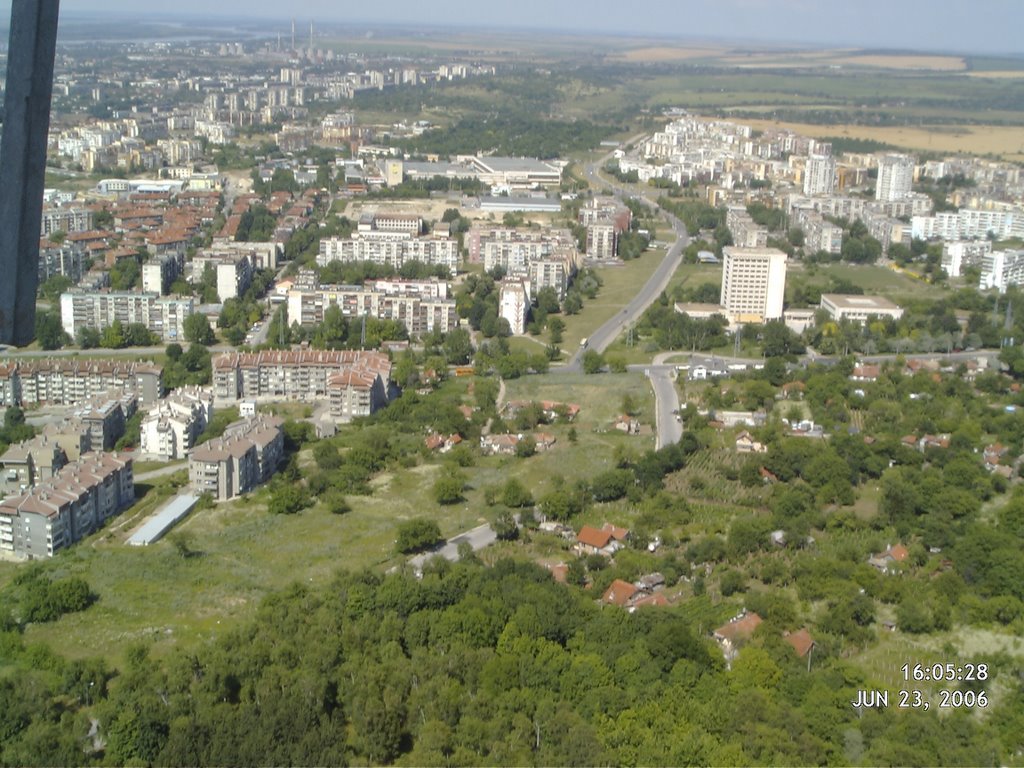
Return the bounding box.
[310,21,313,51]
[291,19,295,52]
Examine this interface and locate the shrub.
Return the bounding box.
[501,478,534,508]
[268,483,312,515]
[396,519,442,554]
[433,471,465,505]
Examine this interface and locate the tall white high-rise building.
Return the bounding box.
[498,279,530,335]
[720,247,788,324]
[876,154,915,202]
[803,154,836,196]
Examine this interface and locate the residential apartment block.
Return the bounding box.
[862,209,912,255]
[875,154,916,202]
[474,227,580,299]
[720,247,787,324]
[317,230,459,275]
[140,387,215,460]
[912,208,1024,242]
[585,221,617,259]
[66,394,135,451]
[318,214,458,275]
[286,278,458,336]
[212,350,392,421]
[198,242,280,272]
[59,290,195,342]
[803,154,836,196]
[0,435,67,497]
[980,250,1024,292]
[578,197,632,232]
[188,415,283,501]
[726,207,769,249]
[0,359,163,407]
[792,209,843,255]
[499,279,530,335]
[580,198,631,259]
[141,252,185,295]
[0,453,134,559]
[40,206,94,237]
[942,240,992,278]
[38,243,86,285]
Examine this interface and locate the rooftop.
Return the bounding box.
[127,493,199,546]
[821,293,902,310]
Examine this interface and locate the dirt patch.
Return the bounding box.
[832,54,966,71]
[965,70,1024,79]
[612,46,725,62]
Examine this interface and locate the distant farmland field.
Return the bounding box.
[742,118,1024,161]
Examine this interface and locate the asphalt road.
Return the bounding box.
[648,367,683,450]
[558,160,689,373]
[408,521,497,574]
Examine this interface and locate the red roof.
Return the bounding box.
[888,544,909,562]
[601,522,630,542]
[714,612,763,642]
[549,563,568,583]
[602,579,638,607]
[632,592,669,609]
[577,525,613,550]
[784,628,815,658]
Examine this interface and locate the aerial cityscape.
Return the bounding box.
[1,3,1024,765]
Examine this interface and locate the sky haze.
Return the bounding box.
[27,0,1024,56]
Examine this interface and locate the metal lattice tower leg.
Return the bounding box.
[0,0,60,346]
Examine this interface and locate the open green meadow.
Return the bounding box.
[789,262,950,304]
[4,372,654,664]
[559,248,666,350]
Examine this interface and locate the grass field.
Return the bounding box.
[659,261,947,334]
[6,371,655,664]
[790,263,949,304]
[665,262,724,297]
[559,248,667,350]
[11,457,483,663]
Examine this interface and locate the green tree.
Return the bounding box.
[548,316,565,344]
[493,509,519,541]
[39,274,72,302]
[35,310,67,350]
[100,319,126,349]
[313,441,342,470]
[539,488,582,521]
[75,326,101,349]
[501,478,534,508]
[268,483,312,515]
[124,323,157,347]
[590,468,633,502]
[395,518,442,554]
[433,471,465,505]
[582,349,605,374]
[183,313,215,345]
[536,286,561,315]
[442,327,474,365]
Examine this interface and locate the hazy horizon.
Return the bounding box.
[2,1,1022,57]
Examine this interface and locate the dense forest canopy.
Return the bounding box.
[2,558,1019,767]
